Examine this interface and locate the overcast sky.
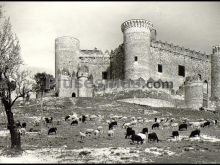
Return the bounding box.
[2,1,220,75]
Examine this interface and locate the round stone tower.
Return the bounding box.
[211,45,220,100]
[121,19,153,80]
[55,36,80,90]
[184,75,203,110]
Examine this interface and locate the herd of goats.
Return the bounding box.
[14,112,219,145]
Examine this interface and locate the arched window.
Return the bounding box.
[203,80,208,94]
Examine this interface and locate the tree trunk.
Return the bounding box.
[6,108,21,150]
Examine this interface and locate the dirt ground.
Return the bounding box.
[0,97,220,163]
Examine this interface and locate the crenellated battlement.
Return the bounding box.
[121,19,153,33]
[213,45,220,54]
[151,40,209,60]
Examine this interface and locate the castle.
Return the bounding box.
[55,19,220,109]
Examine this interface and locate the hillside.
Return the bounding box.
[0,97,220,163]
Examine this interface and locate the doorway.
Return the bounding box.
[72,92,76,97]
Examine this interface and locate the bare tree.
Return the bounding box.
[13,69,34,102]
[0,6,31,151]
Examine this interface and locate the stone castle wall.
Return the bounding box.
[149,42,211,91]
[55,19,215,102]
[80,51,110,82]
[109,40,211,95]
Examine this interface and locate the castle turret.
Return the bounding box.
[121,19,153,80]
[211,45,220,100]
[184,74,203,110]
[55,36,80,91]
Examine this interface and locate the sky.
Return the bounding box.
[2,1,220,75]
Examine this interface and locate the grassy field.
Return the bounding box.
[0,96,220,163]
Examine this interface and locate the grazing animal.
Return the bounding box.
[80,131,86,140]
[171,122,179,128]
[125,127,135,139]
[21,122,27,128]
[172,131,179,138]
[111,115,119,120]
[109,123,114,130]
[189,129,200,138]
[148,132,159,142]
[152,123,160,130]
[45,117,53,124]
[71,120,78,126]
[142,128,148,134]
[96,126,103,134]
[48,127,57,135]
[97,126,103,130]
[137,117,142,120]
[19,128,26,136]
[106,120,111,124]
[182,118,188,123]
[154,118,157,122]
[65,115,70,121]
[90,115,97,121]
[199,107,205,111]
[130,120,138,126]
[85,129,94,136]
[189,121,202,129]
[82,115,86,123]
[131,134,143,144]
[122,116,127,120]
[109,121,117,130]
[94,130,100,136]
[108,130,114,137]
[160,118,165,122]
[122,122,131,129]
[111,121,117,126]
[201,121,211,127]
[137,133,147,141]
[179,123,187,131]
[118,115,123,120]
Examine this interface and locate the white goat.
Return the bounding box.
[80,131,86,140]
[85,129,94,136]
[122,123,131,129]
[18,128,26,136]
[94,129,100,136]
[108,130,114,137]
